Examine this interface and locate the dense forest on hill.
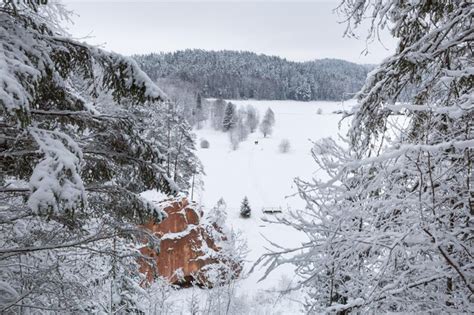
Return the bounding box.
[134,50,372,101]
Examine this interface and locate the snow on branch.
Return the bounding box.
[27,128,86,216]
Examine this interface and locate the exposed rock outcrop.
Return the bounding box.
[139,198,237,287]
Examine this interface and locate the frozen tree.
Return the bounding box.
[240,197,251,218]
[200,198,247,314]
[257,0,473,313]
[210,99,226,130]
[222,102,237,132]
[236,107,250,142]
[259,120,273,138]
[265,108,276,125]
[155,77,200,125]
[140,277,178,315]
[206,198,228,228]
[229,129,240,151]
[260,108,275,138]
[194,93,206,129]
[278,139,291,153]
[0,2,196,313]
[138,101,203,193]
[246,105,259,133]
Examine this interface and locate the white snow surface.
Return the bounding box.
[144,99,355,313]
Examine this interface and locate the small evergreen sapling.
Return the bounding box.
[240,197,251,218]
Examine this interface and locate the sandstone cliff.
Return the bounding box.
[139,198,239,287]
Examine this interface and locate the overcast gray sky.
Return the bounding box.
[63,0,396,64]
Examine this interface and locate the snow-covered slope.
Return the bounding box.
[191,100,354,313]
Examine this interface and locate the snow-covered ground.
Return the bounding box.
[188,100,354,313]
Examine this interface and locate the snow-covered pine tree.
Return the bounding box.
[222,102,237,131]
[0,2,184,312]
[257,0,473,313]
[240,197,251,218]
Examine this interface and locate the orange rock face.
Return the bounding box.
[139,198,222,286]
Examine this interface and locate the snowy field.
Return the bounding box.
[189,99,355,313]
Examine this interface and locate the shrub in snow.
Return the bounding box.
[200,139,210,149]
[278,139,291,153]
[240,197,251,218]
[316,108,323,115]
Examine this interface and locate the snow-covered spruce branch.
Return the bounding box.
[0,231,118,255]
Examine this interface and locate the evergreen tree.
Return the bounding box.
[222,102,237,131]
[0,2,190,312]
[240,197,251,218]
[195,93,206,129]
[210,98,226,130]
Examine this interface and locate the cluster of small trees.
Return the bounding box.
[206,99,276,149]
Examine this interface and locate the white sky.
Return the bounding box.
[62,0,396,64]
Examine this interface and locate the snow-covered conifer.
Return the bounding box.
[222,102,237,131]
[0,2,193,312]
[240,197,251,218]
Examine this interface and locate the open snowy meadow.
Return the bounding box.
[186,100,355,313]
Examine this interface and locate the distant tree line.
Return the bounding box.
[134,50,373,101]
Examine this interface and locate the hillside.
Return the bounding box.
[134,50,372,101]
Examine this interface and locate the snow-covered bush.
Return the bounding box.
[316,108,323,115]
[200,139,210,149]
[278,139,291,153]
